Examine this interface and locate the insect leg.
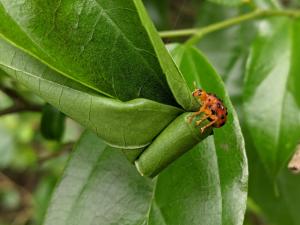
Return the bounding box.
[188,103,207,123]
[200,118,218,134]
[188,110,202,123]
[195,114,210,126]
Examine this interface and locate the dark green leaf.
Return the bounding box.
[243,18,300,178]
[0,39,181,149]
[41,103,65,141]
[0,0,175,105]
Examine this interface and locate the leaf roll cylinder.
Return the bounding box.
[135,112,212,178]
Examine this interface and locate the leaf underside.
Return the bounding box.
[0,39,181,149]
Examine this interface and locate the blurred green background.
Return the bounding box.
[1,0,300,224]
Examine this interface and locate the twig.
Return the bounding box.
[159,9,300,45]
[0,85,42,116]
[37,142,74,164]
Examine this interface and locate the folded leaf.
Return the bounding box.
[135,112,212,177]
[0,39,181,149]
[244,18,300,178]
[0,0,176,105]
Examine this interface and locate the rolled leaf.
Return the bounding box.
[135,112,212,178]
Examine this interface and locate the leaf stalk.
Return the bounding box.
[159,9,300,45]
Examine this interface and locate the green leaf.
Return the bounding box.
[44,130,154,225]
[168,44,248,225]
[0,0,176,105]
[206,0,245,7]
[243,18,300,178]
[41,103,66,141]
[134,0,198,111]
[0,39,181,149]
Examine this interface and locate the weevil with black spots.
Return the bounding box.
[189,88,228,133]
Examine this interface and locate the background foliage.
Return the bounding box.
[0,0,300,225]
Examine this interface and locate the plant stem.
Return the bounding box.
[159,9,300,45]
[0,85,42,116]
[38,142,74,164]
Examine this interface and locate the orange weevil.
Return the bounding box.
[189,86,228,133]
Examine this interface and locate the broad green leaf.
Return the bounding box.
[44,130,154,225]
[206,0,245,6]
[168,45,248,225]
[134,0,198,111]
[0,0,176,105]
[0,39,181,149]
[41,103,66,141]
[244,18,300,178]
